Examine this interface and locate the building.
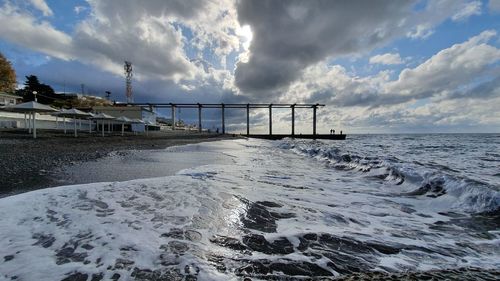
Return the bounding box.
[92,105,158,132]
[156,116,173,126]
[0,93,22,106]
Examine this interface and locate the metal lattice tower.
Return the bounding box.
[124,61,133,103]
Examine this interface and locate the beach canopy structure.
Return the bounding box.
[4,101,59,138]
[91,113,116,137]
[86,112,95,133]
[115,116,132,136]
[53,109,93,137]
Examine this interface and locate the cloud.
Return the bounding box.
[74,6,87,15]
[384,30,500,103]
[29,0,53,17]
[406,23,434,39]
[234,0,416,98]
[0,0,246,85]
[316,30,500,107]
[489,0,500,12]
[369,53,404,65]
[406,0,479,39]
[452,1,482,21]
[234,0,478,99]
[0,4,72,60]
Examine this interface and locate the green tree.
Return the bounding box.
[0,52,17,93]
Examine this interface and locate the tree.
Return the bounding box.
[0,52,16,93]
[19,75,57,103]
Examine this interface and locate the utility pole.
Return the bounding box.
[124,61,133,103]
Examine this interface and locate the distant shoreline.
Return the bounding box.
[0,129,240,197]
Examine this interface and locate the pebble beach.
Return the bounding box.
[0,129,239,196]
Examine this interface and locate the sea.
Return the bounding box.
[0,134,499,280]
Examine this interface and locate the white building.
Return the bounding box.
[93,105,158,132]
[0,93,22,106]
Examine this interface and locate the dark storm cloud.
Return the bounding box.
[234,0,416,98]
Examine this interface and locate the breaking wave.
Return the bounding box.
[278,138,500,214]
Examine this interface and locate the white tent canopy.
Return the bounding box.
[91,113,115,120]
[5,101,58,113]
[54,108,92,117]
[53,109,93,137]
[91,113,116,136]
[4,101,59,138]
[115,116,132,136]
[115,116,132,123]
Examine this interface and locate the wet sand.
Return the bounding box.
[0,129,240,197]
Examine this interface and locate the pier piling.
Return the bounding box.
[198,103,202,132]
[269,104,273,135]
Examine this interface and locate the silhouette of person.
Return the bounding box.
[332,129,335,134]
[340,130,343,135]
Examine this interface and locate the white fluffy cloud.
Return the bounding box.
[369,53,404,65]
[0,0,243,84]
[406,0,480,39]
[281,30,500,132]
[0,4,72,59]
[452,1,482,21]
[385,30,500,101]
[29,0,52,17]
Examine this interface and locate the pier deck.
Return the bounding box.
[247,134,346,140]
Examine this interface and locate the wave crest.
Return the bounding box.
[278,139,500,214]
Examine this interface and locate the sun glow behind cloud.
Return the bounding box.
[238,25,253,50]
[236,24,253,63]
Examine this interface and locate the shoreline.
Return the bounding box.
[0,129,241,197]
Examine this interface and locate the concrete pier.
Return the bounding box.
[117,103,344,140]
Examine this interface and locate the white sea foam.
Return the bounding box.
[1,137,499,280]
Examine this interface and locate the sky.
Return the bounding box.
[0,0,499,134]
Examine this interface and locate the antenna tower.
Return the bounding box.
[124,61,133,103]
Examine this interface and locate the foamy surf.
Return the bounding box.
[0,137,499,280]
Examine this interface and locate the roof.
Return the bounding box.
[4,101,59,113]
[93,105,154,113]
[115,116,133,122]
[92,113,116,120]
[0,93,22,99]
[53,108,93,117]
